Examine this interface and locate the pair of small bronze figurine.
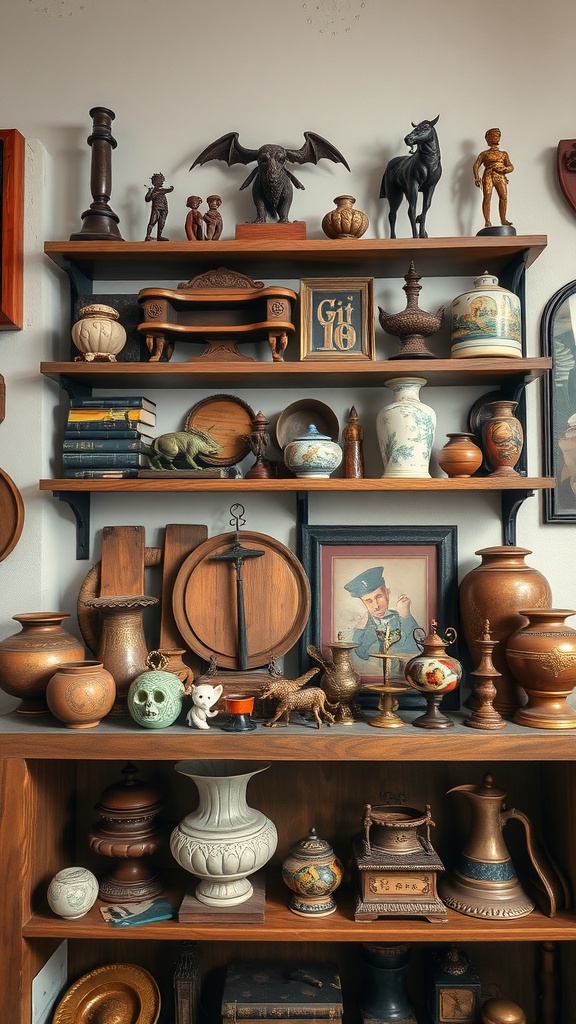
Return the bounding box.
[144,174,222,242]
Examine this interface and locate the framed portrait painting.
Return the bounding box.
[0,129,25,331]
[541,279,576,522]
[299,524,459,706]
[299,277,374,360]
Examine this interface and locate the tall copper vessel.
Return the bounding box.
[439,773,568,919]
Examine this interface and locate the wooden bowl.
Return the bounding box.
[276,399,340,449]
[185,393,256,466]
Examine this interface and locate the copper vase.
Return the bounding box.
[0,612,85,714]
[307,641,361,723]
[506,609,576,729]
[459,547,552,715]
[86,595,158,716]
[321,195,368,239]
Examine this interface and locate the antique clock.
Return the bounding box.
[427,944,482,1024]
[353,797,447,922]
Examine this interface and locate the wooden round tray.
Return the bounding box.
[0,467,24,561]
[185,393,255,466]
[172,531,310,670]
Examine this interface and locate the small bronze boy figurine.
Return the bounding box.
[473,129,514,232]
[144,172,174,241]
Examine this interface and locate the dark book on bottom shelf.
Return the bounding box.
[61,450,152,469]
[221,961,343,1021]
[63,469,140,478]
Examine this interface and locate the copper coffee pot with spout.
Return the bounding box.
[439,773,570,919]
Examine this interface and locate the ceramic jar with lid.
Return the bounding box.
[283,424,343,478]
[282,826,343,916]
[451,272,522,358]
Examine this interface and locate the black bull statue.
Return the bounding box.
[380,117,442,238]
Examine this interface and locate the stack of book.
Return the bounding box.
[62,397,156,478]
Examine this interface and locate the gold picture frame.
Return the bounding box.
[299,276,374,360]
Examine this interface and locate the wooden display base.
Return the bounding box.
[138,468,227,478]
[178,871,265,923]
[235,221,307,240]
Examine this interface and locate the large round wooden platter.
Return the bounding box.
[185,393,255,466]
[172,531,310,670]
[0,467,25,561]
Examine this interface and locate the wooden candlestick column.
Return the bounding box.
[465,620,507,730]
[70,106,123,240]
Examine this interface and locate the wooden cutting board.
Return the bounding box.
[159,524,208,658]
[99,525,145,597]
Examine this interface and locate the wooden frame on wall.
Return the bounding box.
[0,129,25,331]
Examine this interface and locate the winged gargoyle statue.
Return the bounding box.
[190,131,350,224]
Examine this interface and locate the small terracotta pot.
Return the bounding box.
[437,432,483,478]
[46,660,116,728]
[506,609,576,729]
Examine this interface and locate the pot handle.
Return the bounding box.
[503,807,571,917]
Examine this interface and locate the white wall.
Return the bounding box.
[0,0,575,655]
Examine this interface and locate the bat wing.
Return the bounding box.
[190,132,258,170]
[285,131,351,170]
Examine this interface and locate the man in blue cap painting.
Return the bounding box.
[344,565,419,662]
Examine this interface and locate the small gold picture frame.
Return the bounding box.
[299,277,374,360]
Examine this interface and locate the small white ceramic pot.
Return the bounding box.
[47,866,99,919]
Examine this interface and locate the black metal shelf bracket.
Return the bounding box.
[55,491,91,560]
[501,488,535,545]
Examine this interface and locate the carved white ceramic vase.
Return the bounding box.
[170,760,277,907]
[376,376,436,477]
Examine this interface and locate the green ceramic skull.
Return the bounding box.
[128,659,184,729]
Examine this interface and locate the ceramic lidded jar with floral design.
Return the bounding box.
[71,303,127,361]
[282,826,343,917]
[283,424,343,478]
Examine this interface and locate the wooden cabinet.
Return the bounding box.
[0,234,569,1022]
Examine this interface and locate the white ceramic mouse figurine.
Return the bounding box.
[186,682,223,730]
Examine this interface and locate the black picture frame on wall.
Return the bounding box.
[299,524,460,708]
[541,279,576,523]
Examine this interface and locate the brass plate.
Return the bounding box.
[172,531,310,670]
[0,466,24,561]
[185,393,255,466]
[52,963,160,1024]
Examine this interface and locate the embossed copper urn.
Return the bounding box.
[506,608,576,729]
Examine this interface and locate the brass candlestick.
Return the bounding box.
[368,622,410,728]
[465,619,507,731]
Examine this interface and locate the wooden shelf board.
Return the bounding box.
[23,878,576,942]
[3,711,576,761]
[40,476,554,494]
[43,235,547,282]
[41,357,552,390]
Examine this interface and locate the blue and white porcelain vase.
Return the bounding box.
[376,377,436,477]
[283,424,342,478]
